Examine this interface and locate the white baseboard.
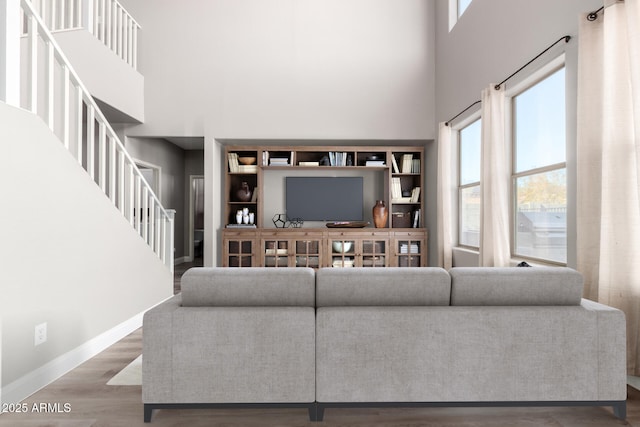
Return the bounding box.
[174,256,190,265]
[1,312,144,405]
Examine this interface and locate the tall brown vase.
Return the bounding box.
[372,200,388,228]
[236,182,252,202]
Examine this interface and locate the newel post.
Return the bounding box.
[0,0,20,106]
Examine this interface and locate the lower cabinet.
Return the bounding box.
[222,228,427,268]
[222,232,256,267]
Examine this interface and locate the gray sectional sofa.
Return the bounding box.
[142,266,627,422]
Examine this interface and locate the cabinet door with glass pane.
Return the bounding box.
[292,234,323,268]
[222,232,257,267]
[360,234,389,267]
[261,236,291,268]
[327,234,357,268]
[392,231,427,267]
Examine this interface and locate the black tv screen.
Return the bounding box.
[286,177,363,221]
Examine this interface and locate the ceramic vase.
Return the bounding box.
[236,182,252,202]
[372,200,388,228]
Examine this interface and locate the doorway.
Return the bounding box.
[189,175,204,264]
[134,159,161,199]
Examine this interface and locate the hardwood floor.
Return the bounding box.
[1,262,638,426]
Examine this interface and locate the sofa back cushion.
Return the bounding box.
[181,267,315,307]
[316,267,451,306]
[449,267,583,306]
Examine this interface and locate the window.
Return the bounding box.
[449,0,473,30]
[512,67,566,264]
[458,118,481,248]
[458,0,472,18]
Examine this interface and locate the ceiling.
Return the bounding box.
[165,137,205,150]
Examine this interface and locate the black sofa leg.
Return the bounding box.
[144,404,153,422]
[613,401,626,420]
[308,404,325,422]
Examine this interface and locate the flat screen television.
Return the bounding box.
[286,177,363,221]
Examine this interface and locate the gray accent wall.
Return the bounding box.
[125,137,186,259]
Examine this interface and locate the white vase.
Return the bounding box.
[236,212,242,224]
[243,214,249,224]
[249,212,255,224]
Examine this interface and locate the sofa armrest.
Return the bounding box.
[142,294,182,403]
[580,298,627,400]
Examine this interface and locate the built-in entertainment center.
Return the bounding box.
[222,145,427,268]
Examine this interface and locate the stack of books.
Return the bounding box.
[365,160,385,166]
[269,157,290,166]
[228,153,258,173]
[391,178,411,203]
[400,243,420,254]
[332,258,354,267]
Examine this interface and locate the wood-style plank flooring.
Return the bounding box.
[2,260,639,426]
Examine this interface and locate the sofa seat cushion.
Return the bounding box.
[181,267,315,307]
[316,267,450,306]
[450,267,583,306]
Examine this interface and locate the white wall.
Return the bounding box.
[430,0,601,267]
[0,103,172,401]
[120,0,435,140]
[53,29,144,122]
[118,0,436,265]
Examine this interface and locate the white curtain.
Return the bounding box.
[577,0,640,374]
[479,85,510,267]
[437,122,453,269]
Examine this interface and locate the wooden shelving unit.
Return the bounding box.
[222,145,426,268]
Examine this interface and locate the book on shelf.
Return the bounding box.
[391,155,400,173]
[412,209,421,228]
[391,177,402,199]
[329,151,349,166]
[365,160,385,166]
[262,151,269,166]
[401,154,413,174]
[299,161,320,166]
[251,187,258,202]
[410,186,421,203]
[412,158,421,174]
[228,152,240,172]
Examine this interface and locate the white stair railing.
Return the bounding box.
[25,0,140,69]
[17,0,173,271]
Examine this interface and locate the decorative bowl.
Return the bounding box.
[238,156,256,165]
[332,241,353,253]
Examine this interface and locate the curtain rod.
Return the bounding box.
[494,35,571,90]
[587,6,604,21]
[445,35,571,127]
[445,100,480,126]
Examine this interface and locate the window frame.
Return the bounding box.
[449,0,473,31]
[506,55,567,266]
[455,112,482,250]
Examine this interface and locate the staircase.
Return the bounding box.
[0,0,175,406]
[6,0,174,272]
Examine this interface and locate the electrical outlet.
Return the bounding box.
[35,322,47,346]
